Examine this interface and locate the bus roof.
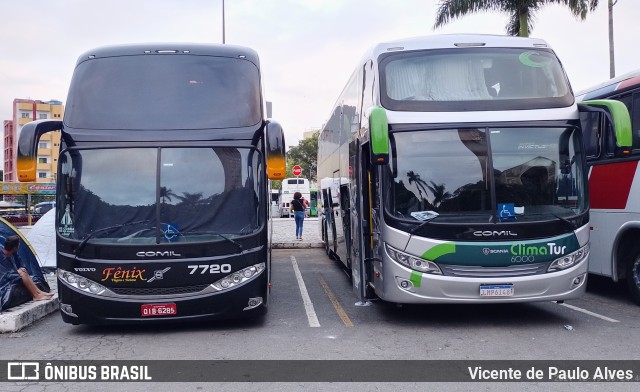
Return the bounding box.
[576,69,640,101]
[75,43,260,67]
[365,34,551,61]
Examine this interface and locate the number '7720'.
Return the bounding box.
[188,264,232,274]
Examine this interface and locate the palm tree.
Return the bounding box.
[176,192,204,206]
[434,0,599,37]
[159,186,177,204]
[407,171,431,201]
[426,181,452,208]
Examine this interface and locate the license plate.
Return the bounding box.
[479,284,514,297]
[141,303,177,317]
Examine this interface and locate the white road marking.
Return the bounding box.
[555,302,620,323]
[291,255,320,327]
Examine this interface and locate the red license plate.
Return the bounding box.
[141,303,177,317]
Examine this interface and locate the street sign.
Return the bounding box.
[292,165,302,177]
[0,182,56,195]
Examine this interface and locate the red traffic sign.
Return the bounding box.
[292,165,302,177]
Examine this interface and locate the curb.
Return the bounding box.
[272,242,324,249]
[0,275,59,333]
[0,296,59,333]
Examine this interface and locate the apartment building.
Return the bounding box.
[4,98,62,182]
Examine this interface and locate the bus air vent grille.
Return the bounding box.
[439,263,549,278]
[110,284,210,296]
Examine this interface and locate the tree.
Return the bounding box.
[284,132,319,184]
[434,0,599,37]
[160,186,177,204]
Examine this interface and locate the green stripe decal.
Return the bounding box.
[422,242,456,261]
[410,271,422,288]
[519,51,546,67]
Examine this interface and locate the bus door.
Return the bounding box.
[351,141,376,302]
[339,184,352,269]
[331,172,348,267]
[323,187,338,259]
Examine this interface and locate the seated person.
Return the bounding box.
[0,236,52,312]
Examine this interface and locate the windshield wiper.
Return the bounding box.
[408,214,443,235]
[551,213,577,231]
[179,230,243,253]
[75,220,151,255]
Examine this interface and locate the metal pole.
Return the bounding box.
[608,0,618,78]
[222,0,225,44]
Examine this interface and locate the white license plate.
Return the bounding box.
[141,303,177,317]
[479,284,514,297]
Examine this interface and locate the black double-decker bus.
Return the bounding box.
[17,44,286,324]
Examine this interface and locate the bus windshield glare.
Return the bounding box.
[385,127,586,224]
[58,147,263,244]
[380,47,573,111]
[65,55,262,129]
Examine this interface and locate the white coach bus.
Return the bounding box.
[317,34,631,305]
[577,70,640,304]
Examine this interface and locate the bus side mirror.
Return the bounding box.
[578,100,632,158]
[18,120,63,182]
[369,106,389,165]
[265,120,286,180]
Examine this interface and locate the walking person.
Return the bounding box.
[291,192,306,240]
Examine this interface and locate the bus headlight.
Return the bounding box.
[211,263,265,292]
[385,243,442,275]
[58,269,107,295]
[547,243,589,272]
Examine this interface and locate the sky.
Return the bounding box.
[1,0,639,161]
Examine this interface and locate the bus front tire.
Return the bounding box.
[626,253,640,305]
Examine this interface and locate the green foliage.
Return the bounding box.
[285,131,319,183]
[433,0,599,37]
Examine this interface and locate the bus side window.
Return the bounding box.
[322,189,330,210]
[604,120,618,158]
[580,112,601,160]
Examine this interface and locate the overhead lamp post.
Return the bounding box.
[608,0,618,78]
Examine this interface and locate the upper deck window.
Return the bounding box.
[380,47,573,112]
[65,54,261,130]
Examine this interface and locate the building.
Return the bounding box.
[4,99,62,182]
[302,129,319,140]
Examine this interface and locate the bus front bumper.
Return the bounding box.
[375,256,589,304]
[57,274,268,325]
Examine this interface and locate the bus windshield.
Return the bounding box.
[380,47,573,111]
[65,55,262,129]
[385,127,586,224]
[57,147,263,244]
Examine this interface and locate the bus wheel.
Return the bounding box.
[626,253,640,305]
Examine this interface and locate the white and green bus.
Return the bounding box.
[317,34,632,304]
